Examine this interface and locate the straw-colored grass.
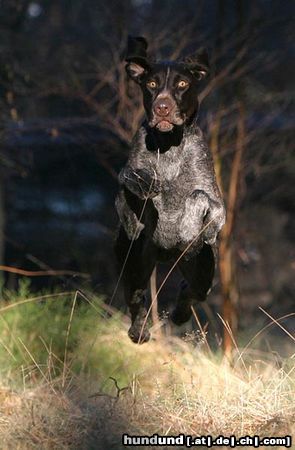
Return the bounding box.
[0,288,294,449]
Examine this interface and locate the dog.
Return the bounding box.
[115,36,226,343]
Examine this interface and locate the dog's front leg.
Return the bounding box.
[115,189,145,240]
[179,190,225,248]
[119,166,161,200]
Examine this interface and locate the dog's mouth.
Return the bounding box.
[156,120,174,132]
[149,109,185,133]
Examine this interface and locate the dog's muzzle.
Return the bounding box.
[151,96,183,132]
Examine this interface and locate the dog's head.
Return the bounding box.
[125,36,210,133]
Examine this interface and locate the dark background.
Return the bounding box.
[0,0,294,340]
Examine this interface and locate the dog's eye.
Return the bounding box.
[177,80,189,89]
[147,80,157,89]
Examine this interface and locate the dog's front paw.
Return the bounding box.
[121,167,160,199]
[133,168,161,198]
[179,190,210,244]
[203,203,226,245]
[180,190,225,246]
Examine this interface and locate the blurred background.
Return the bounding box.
[0,0,294,348]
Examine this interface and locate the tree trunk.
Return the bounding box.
[0,177,5,266]
[219,102,245,358]
[210,102,245,358]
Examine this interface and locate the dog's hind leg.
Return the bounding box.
[171,243,215,325]
[114,227,156,343]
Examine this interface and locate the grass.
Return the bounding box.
[0,281,294,449]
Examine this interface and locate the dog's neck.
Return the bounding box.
[144,119,198,153]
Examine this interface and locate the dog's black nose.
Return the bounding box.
[154,98,172,117]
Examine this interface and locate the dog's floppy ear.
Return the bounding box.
[125,36,149,83]
[183,48,210,80]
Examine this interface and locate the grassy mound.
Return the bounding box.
[0,284,294,449]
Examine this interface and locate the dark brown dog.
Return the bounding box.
[115,36,226,343]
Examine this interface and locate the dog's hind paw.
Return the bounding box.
[128,325,151,344]
[170,306,192,326]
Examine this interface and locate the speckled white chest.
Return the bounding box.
[154,147,182,182]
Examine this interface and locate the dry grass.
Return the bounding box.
[0,286,295,450]
[0,312,294,450]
